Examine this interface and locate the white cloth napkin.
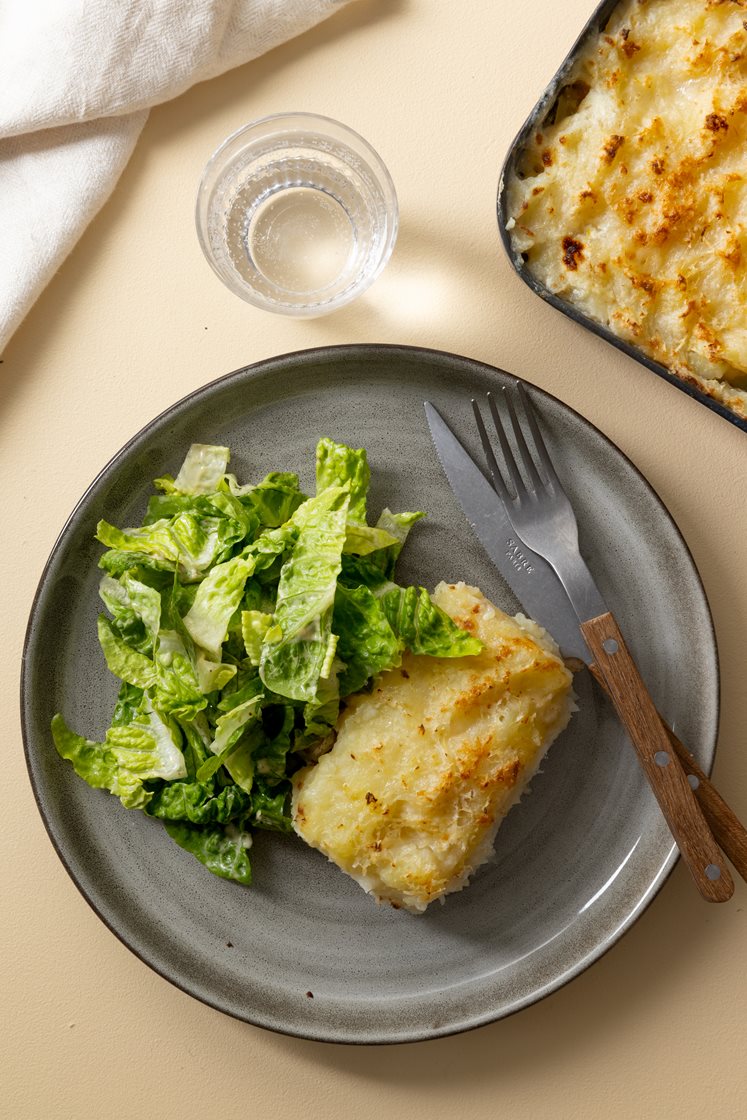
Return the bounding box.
[0,0,356,352]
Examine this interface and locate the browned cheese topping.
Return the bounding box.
[507,0,747,420]
[292,583,574,913]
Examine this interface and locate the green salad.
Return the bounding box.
[52,438,482,885]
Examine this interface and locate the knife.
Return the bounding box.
[425,399,747,886]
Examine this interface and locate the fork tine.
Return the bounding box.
[501,386,545,492]
[484,392,527,499]
[514,381,562,490]
[471,399,512,500]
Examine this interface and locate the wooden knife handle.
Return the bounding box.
[588,661,747,884]
[581,612,734,903]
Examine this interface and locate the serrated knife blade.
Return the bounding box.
[424,399,591,664]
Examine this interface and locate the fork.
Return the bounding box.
[472,382,734,903]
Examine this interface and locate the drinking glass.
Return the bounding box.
[195,113,398,317]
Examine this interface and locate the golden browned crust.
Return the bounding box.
[506,0,747,421]
[292,583,574,913]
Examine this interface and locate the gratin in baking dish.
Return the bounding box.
[497,0,747,433]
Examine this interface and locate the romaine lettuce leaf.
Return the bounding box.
[194,654,236,694]
[380,585,483,657]
[106,701,186,783]
[339,510,425,585]
[96,518,180,566]
[248,780,292,832]
[333,584,401,696]
[315,438,369,522]
[217,721,267,794]
[342,524,399,556]
[372,509,425,576]
[163,820,252,885]
[243,524,298,571]
[260,486,350,702]
[100,570,163,647]
[51,714,125,795]
[151,631,206,718]
[208,694,263,757]
[157,582,234,701]
[98,549,175,579]
[97,614,157,689]
[97,512,241,583]
[183,556,255,658]
[178,715,212,778]
[229,471,305,527]
[167,513,233,580]
[203,692,265,791]
[52,702,186,811]
[99,577,208,717]
[216,672,264,713]
[170,443,230,496]
[298,666,341,748]
[146,780,250,824]
[111,682,144,727]
[99,578,147,654]
[142,493,258,553]
[241,610,275,664]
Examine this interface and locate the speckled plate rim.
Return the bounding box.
[20,344,720,1044]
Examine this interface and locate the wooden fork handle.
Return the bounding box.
[587,661,747,884]
[581,612,734,903]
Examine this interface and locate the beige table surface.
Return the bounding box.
[4,2,746,1117]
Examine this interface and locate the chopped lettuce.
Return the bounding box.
[208,694,263,758]
[241,610,274,664]
[169,443,230,495]
[315,437,369,522]
[51,702,186,812]
[151,629,206,718]
[97,615,157,689]
[372,509,426,576]
[342,523,399,556]
[146,779,250,824]
[230,471,305,527]
[333,584,400,696]
[52,437,482,888]
[259,486,350,702]
[380,585,483,657]
[183,555,254,658]
[164,820,253,885]
[249,781,293,832]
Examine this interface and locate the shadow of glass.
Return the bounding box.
[292,213,510,352]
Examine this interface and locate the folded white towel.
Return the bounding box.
[0,0,355,352]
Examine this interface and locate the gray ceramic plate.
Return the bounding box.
[22,345,718,1044]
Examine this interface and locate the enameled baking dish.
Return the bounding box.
[496,0,747,433]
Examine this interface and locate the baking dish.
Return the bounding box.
[496,0,747,433]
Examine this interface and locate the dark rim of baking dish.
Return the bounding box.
[496,0,747,434]
[20,343,719,1044]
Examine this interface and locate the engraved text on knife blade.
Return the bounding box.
[506,538,535,575]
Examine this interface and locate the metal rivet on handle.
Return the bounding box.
[602,638,619,654]
[688,773,700,790]
[705,864,721,881]
[654,751,670,767]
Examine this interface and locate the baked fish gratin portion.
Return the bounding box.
[292,582,574,913]
[506,0,747,420]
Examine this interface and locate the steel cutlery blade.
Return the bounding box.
[424,400,591,664]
